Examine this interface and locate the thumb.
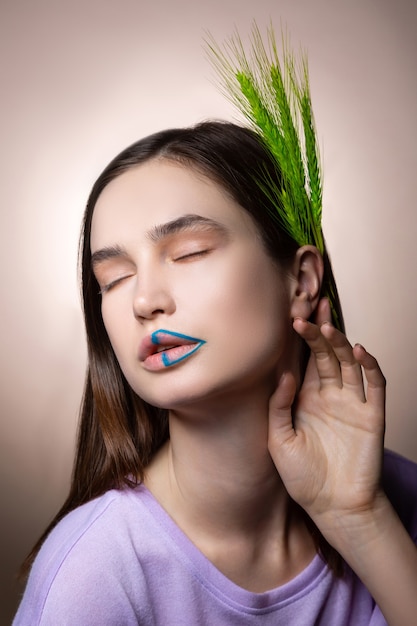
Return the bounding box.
[268,372,297,450]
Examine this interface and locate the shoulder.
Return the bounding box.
[14,486,155,625]
[383,449,417,541]
[42,484,160,568]
[36,486,150,565]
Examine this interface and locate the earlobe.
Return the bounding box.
[290,246,324,320]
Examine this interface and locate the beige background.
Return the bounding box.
[1,0,416,622]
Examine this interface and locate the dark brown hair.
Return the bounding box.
[22,121,344,577]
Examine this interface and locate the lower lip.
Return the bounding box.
[142,343,203,371]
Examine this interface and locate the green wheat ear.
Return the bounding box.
[206,22,342,329]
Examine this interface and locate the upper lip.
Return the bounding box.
[138,329,203,362]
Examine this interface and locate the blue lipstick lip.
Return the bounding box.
[150,329,206,367]
[151,329,205,345]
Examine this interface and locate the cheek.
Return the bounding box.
[225,264,291,353]
[179,247,285,305]
[179,254,291,345]
[219,255,290,322]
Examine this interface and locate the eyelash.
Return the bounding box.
[174,249,210,261]
[99,276,128,295]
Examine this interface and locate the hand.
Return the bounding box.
[268,298,387,543]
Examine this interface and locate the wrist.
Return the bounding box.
[311,491,394,558]
[315,494,417,626]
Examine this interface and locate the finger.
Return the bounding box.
[302,348,320,389]
[311,298,365,395]
[314,297,332,326]
[268,372,297,448]
[319,321,365,398]
[293,316,342,388]
[353,344,386,408]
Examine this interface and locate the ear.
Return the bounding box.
[289,246,324,320]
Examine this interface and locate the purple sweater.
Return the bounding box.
[14,450,417,625]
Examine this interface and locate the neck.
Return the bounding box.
[182,400,283,509]
[144,388,316,591]
[148,385,283,522]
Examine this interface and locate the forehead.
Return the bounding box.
[90,159,258,250]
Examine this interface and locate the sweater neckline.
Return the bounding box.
[133,483,331,614]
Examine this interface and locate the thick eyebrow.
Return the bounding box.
[147,214,229,243]
[91,244,127,269]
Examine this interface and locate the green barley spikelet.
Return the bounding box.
[206,22,342,329]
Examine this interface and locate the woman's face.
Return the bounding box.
[90,159,296,410]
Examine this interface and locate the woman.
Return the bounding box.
[14,122,417,624]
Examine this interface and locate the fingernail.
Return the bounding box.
[320,321,332,328]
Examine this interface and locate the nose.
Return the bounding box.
[132,273,176,322]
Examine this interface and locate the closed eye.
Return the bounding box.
[174,249,211,262]
[99,274,132,295]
